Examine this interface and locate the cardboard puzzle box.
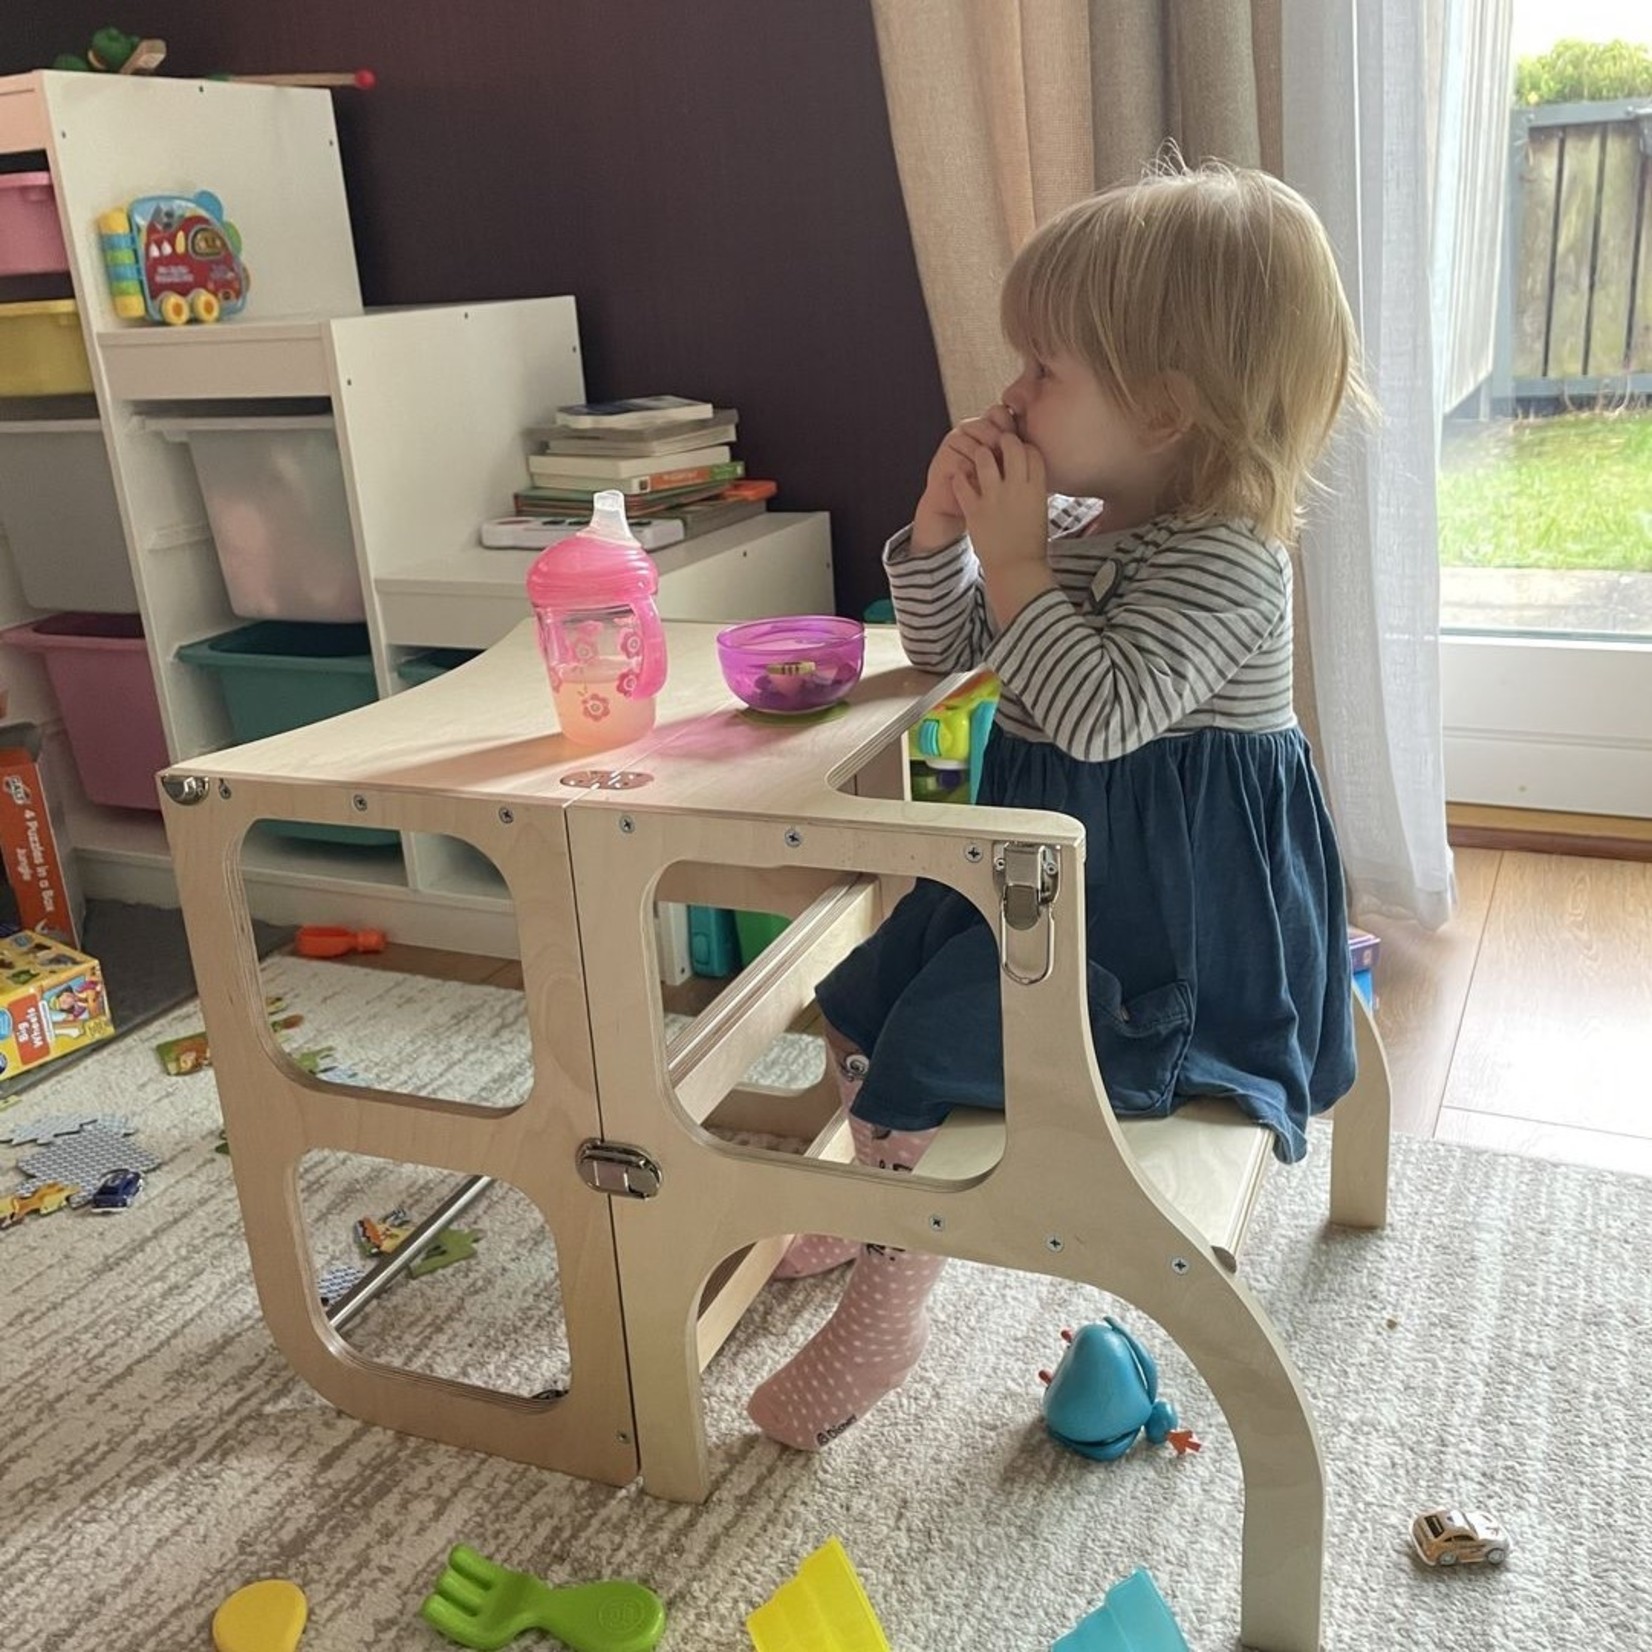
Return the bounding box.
[0,929,113,1080]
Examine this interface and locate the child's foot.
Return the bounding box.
[769,1118,939,1281]
[747,1243,946,1450]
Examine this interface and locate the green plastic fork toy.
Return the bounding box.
[419,1545,666,1652]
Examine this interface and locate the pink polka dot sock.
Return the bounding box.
[747,1243,947,1450]
[772,1116,939,1279]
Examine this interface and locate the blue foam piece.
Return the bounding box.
[1052,1569,1190,1652]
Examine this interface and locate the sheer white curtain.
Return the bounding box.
[1282,0,1457,927]
[1430,0,1516,418]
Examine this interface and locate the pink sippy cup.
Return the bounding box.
[526,490,669,749]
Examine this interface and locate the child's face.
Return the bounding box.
[1001,352,1175,509]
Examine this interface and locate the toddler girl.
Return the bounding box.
[749,161,1362,1452]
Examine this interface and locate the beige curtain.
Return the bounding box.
[869,0,1282,421]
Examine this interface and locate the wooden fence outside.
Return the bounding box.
[1492,98,1652,406]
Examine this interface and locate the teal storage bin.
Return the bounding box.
[688,906,740,977]
[396,647,481,688]
[176,620,397,847]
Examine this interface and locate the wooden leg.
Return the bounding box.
[567,802,1329,1645]
[1143,1257,1325,1652]
[1330,989,1391,1230]
[162,778,640,1485]
[621,1165,1325,1649]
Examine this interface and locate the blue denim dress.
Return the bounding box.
[815,724,1356,1163]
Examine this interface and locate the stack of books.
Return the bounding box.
[482,396,776,552]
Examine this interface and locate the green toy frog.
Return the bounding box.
[54,28,166,74]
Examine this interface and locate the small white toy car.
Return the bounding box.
[1411,1508,1511,1567]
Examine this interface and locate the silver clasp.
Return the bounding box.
[994,841,1060,986]
[576,1140,663,1198]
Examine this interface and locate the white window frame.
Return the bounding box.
[1442,636,1652,816]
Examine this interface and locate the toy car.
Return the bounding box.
[1410,1508,1511,1567]
[85,1168,145,1213]
[0,1180,76,1228]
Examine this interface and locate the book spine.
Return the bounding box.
[524,460,745,497]
[516,483,724,516]
[527,445,731,482]
[481,517,684,550]
[555,399,715,430]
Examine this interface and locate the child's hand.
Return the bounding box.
[910,405,1017,554]
[951,430,1048,575]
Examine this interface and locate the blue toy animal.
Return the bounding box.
[1039,1318,1178,1461]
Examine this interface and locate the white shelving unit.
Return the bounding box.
[0,71,834,956]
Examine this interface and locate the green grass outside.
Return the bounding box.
[1437,410,1652,572]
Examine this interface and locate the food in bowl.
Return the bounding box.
[716,616,865,714]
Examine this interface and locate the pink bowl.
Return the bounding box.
[716,616,865,714]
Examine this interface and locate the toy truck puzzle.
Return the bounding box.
[99,190,249,325]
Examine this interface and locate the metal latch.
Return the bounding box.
[577,1140,663,1199]
[994,841,1060,986]
[161,773,211,805]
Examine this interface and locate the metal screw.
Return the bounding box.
[619,815,635,834]
[498,807,514,824]
[964,844,983,863]
[617,1430,631,1444]
[784,828,803,848]
[928,1214,945,1231]
[351,794,368,812]
[1045,1235,1064,1253]
[1171,1256,1190,1274]
[218,781,233,800]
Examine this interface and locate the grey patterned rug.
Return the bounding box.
[1,957,1648,1650]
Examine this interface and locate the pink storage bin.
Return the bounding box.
[3,614,171,812]
[0,174,69,277]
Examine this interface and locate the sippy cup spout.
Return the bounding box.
[588,488,640,544]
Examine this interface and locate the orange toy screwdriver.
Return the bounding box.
[294,925,387,959]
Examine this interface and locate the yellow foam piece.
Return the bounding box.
[212,1579,309,1652]
[747,1538,891,1652]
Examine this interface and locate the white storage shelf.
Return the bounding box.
[377,512,836,651]
[0,71,838,955]
[98,320,338,402]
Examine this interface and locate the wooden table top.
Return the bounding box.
[167,619,972,820]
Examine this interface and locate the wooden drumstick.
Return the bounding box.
[225,69,376,88]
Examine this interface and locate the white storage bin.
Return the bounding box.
[0,425,140,612]
[153,414,365,623]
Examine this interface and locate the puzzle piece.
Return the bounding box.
[292,1047,368,1086]
[4,1114,100,1146]
[3,1113,133,1146]
[317,1263,368,1306]
[19,1128,160,1196]
[355,1207,415,1257]
[407,1227,480,1277]
[157,998,303,1076]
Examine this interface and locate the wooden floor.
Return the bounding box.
[349,847,1651,1179]
[1366,847,1652,1176]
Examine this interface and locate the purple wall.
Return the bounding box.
[5,3,950,615]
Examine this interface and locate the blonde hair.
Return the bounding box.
[1000,158,1370,543]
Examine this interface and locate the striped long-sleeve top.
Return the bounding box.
[885,498,1297,762]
